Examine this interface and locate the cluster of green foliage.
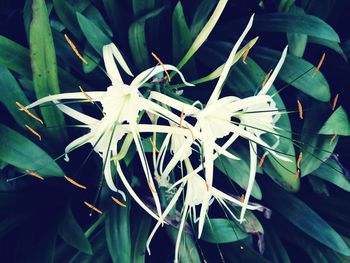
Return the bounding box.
[1,0,350,262]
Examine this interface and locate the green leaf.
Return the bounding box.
[264,226,291,263]
[251,46,331,101]
[312,158,350,192]
[30,0,67,143]
[0,66,40,129]
[286,5,307,57]
[319,106,350,136]
[102,0,125,39]
[53,0,82,39]
[166,227,202,263]
[172,1,196,74]
[131,212,152,263]
[301,102,338,176]
[201,218,248,243]
[278,0,296,11]
[128,6,165,70]
[105,196,131,263]
[58,205,92,255]
[76,12,111,56]
[0,124,64,176]
[264,183,350,256]
[215,145,262,200]
[83,5,113,38]
[83,44,100,74]
[308,36,347,60]
[190,0,217,37]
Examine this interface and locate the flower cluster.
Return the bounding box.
[25,14,288,262]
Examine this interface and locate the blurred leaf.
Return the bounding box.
[167,226,202,263]
[53,0,82,39]
[201,218,248,243]
[30,0,67,143]
[308,176,330,196]
[278,0,296,11]
[83,5,113,38]
[58,205,92,255]
[301,102,338,176]
[190,0,217,37]
[252,46,331,102]
[172,2,196,76]
[312,157,350,192]
[23,0,31,39]
[264,183,350,256]
[0,124,64,176]
[77,12,111,56]
[83,44,100,73]
[286,5,307,57]
[129,6,165,70]
[215,145,262,200]
[241,211,264,234]
[264,225,291,263]
[318,106,350,136]
[309,36,347,60]
[131,212,152,263]
[0,214,28,239]
[0,66,40,129]
[105,197,131,263]
[102,0,125,39]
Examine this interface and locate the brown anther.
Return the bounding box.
[16,101,43,125]
[297,100,303,120]
[297,152,303,169]
[26,170,44,180]
[84,201,103,214]
[312,52,326,78]
[64,175,87,189]
[293,169,300,181]
[64,34,88,64]
[240,194,245,203]
[147,180,157,194]
[180,108,184,128]
[111,196,127,208]
[242,47,251,64]
[25,124,42,140]
[261,69,272,90]
[149,138,159,153]
[332,93,339,111]
[151,52,170,82]
[329,134,337,145]
[79,86,94,104]
[258,155,266,168]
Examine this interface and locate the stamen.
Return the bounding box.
[151,52,171,82]
[180,108,184,128]
[293,169,300,181]
[261,69,272,90]
[297,100,303,119]
[16,101,44,125]
[242,47,251,64]
[111,196,127,208]
[64,175,87,189]
[25,170,44,180]
[332,93,339,111]
[258,155,265,168]
[84,201,103,214]
[329,134,337,145]
[79,86,94,104]
[205,182,209,191]
[240,194,245,203]
[25,124,42,140]
[147,180,157,194]
[312,52,326,78]
[64,34,88,65]
[149,138,159,153]
[297,152,302,169]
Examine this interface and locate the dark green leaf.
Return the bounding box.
[58,205,92,255]
[190,0,217,37]
[286,5,307,57]
[0,124,64,176]
[264,225,291,263]
[83,5,113,38]
[201,218,248,243]
[131,212,152,263]
[318,106,350,136]
[30,0,67,143]
[308,36,347,60]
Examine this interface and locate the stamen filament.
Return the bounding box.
[25,124,42,140]
[297,100,303,119]
[64,175,87,189]
[64,34,88,65]
[79,86,94,104]
[151,52,171,82]
[180,108,184,128]
[258,155,265,168]
[261,69,272,90]
[312,52,326,78]
[149,138,159,153]
[16,101,43,125]
[332,93,339,111]
[25,170,44,180]
[111,196,127,208]
[297,152,302,169]
[147,180,157,194]
[329,134,337,145]
[84,201,103,214]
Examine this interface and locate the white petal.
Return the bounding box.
[104,150,126,200]
[64,133,93,162]
[197,194,210,239]
[174,203,189,263]
[53,100,98,125]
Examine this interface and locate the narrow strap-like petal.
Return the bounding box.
[64,133,93,162]
[54,100,98,125]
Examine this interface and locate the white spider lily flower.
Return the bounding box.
[146,159,263,263]
[24,43,194,221]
